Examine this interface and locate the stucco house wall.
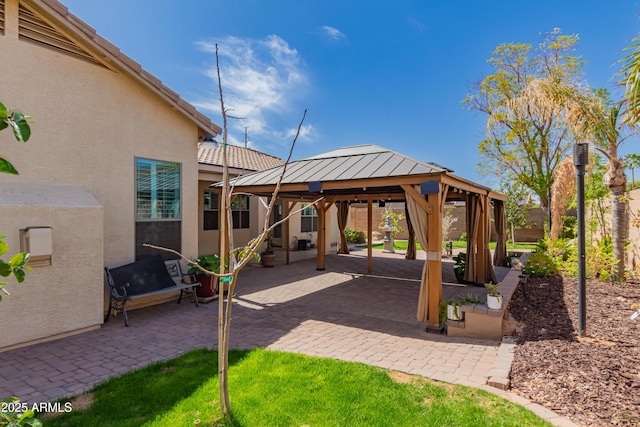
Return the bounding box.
[0,183,103,350]
[0,0,220,350]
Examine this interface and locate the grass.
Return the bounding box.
[362,240,537,252]
[44,348,550,427]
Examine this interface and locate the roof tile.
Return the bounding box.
[199,144,283,172]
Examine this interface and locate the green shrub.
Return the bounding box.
[344,227,365,244]
[459,232,467,242]
[555,236,619,281]
[549,238,574,263]
[561,215,577,239]
[588,236,618,281]
[522,249,557,278]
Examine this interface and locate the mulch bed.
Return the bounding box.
[505,274,640,426]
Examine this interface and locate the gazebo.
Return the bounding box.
[219,144,507,329]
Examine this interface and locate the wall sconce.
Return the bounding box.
[198,133,218,149]
[20,226,53,267]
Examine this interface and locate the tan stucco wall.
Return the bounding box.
[0,2,204,348]
[0,183,104,351]
[1,18,199,267]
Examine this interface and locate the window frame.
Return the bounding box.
[300,203,318,232]
[202,192,250,230]
[135,157,182,221]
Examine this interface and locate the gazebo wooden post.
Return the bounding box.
[316,200,326,271]
[284,201,291,265]
[367,199,373,274]
[426,190,443,328]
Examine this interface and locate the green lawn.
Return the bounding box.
[44,348,550,427]
[362,240,537,252]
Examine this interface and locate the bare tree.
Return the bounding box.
[146,44,317,417]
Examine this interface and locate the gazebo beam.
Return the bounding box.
[401,184,432,214]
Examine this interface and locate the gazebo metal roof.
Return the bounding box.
[212,143,507,329]
[222,144,503,202]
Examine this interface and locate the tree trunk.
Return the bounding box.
[604,156,627,281]
[610,185,627,280]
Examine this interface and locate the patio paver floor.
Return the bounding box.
[0,248,575,426]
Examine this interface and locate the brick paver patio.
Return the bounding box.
[0,248,575,426]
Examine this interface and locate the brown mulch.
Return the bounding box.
[504,274,640,426]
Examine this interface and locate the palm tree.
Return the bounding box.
[508,80,634,280]
[624,153,640,190]
[620,35,640,125]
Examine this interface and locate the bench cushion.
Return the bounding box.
[108,255,178,296]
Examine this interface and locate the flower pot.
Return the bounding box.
[195,274,218,298]
[454,269,465,283]
[261,252,275,268]
[447,304,464,321]
[487,294,503,310]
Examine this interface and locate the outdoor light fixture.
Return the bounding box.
[378,201,386,208]
[199,133,218,149]
[574,142,589,336]
[518,273,528,299]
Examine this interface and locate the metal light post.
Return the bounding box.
[574,142,589,336]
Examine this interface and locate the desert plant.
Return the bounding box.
[458,293,482,305]
[484,282,500,296]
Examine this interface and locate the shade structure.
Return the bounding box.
[213,144,506,328]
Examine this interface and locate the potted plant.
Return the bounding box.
[453,252,466,283]
[447,300,464,321]
[261,237,275,268]
[446,293,481,321]
[485,281,502,310]
[188,254,220,298]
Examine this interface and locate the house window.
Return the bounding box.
[301,203,318,232]
[203,193,250,230]
[231,195,250,229]
[135,158,181,260]
[203,191,218,230]
[136,158,181,219]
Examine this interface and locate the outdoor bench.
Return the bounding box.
[104,255,200,326]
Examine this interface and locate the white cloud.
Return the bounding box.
[320,25,346,41]
[194,35,312,154]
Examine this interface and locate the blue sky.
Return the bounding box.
[61,1,639,188]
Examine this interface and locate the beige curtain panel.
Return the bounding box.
[492,200,508,267]
[404,202,416,260]
[405,185,430,322]
[336,201,350,254]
